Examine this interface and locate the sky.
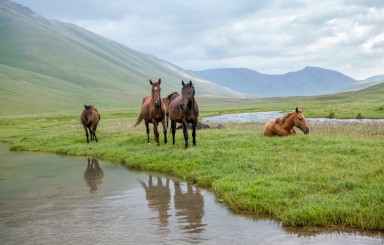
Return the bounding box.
[14,0,384,80]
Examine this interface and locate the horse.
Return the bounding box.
[162,92,178,129]
[134,78,167,145]
[168,80,199,148]
[263,107,309,136]
[80,105,100,143]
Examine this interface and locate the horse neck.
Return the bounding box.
[280,113,295,131]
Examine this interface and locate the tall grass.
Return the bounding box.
[0,109,383,231]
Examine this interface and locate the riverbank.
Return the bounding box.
[0,110,383,232]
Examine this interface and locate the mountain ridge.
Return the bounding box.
[190,66,358,97]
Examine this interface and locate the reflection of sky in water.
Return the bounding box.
[0,143,382,244]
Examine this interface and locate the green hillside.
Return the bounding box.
[0,1,242,116]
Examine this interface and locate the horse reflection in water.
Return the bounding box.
[84,158,104,193]
[141,176,205,236]
[140,176,171,228]
[174,181,205,233]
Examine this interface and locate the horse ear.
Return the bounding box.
[149,79,153,85]
[84,105,87,109]
[295,107,299,113]
[158,78,161,85]
[189,80,193,86]
[182,80,185,86]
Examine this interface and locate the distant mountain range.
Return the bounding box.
[342,74,384,92]
[190,67,367,97]
[0,0,242,115]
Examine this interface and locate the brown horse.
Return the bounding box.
[263,107,309,136]
[162,92,178,129]
[168,81,199,148]
[134,78,167,145]
[80,105,100,143]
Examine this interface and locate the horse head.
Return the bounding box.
[150,78,162,108]
[180,80,195,110]
[84,105,95,126]
[293,107,310,134]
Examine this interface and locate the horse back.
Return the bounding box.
[263,118,276,136]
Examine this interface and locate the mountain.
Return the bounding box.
[342,74,384,92]
[0,0,243,116]
[190,67,357,97]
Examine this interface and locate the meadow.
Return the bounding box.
[0,104,383,232]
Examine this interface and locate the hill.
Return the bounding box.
[191,67,357,97]
[0,0,243,116]
[342,74,384,92]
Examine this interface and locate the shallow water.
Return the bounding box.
[0,143,382,244]
[202,112,384,124]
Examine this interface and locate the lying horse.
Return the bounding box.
[134,79,167,145]
[263,107,309,136]
[168,81,199,148]
[80,105,100,143]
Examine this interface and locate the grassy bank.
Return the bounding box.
[0,109,383,231]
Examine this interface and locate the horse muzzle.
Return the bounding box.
[179,103,186,110]
[154,100,161,108]
[303,128,310,135]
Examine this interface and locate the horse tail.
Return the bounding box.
[134,114,143,127]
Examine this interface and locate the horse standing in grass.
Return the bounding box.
[263,107,309,136]
[80,105,100,143]
[168,81,199,148]
[134,79,167,145]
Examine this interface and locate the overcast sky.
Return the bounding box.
[14,0,384,80]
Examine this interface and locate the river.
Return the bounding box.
[202,112,384,124]
[0,143,382,244]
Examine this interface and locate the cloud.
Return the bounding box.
[14,0,384,79]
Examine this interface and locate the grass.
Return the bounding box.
[0,108,383,231]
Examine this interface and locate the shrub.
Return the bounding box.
[328,112,336,118]
[356,113,364,119]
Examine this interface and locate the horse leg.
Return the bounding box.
[90,128,94,141]
[192,120,197,146]
[171,120,176,145]
[182,121,189,149]
[162,118,167,144]
[84,126,89,143]
[93,127,98,142]
[145,121,150,144]
[153,121,160,146]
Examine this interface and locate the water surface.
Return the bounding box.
[202,112,384,124]
[0,143,382,244]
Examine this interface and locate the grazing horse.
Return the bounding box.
[263,107,309,136]
[134,78,167,145]
[80,105,100,143]
[168,81,199,148]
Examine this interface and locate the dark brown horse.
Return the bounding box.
[263,107,309,136]
[168,81,199,148]
[134,79,167,145]
[80,105,100,143]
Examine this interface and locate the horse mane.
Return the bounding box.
[166,92,179,100]
[278,112,295,125]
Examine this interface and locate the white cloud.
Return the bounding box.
[14,0,384,79]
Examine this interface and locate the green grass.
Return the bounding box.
[1,108,383,231]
